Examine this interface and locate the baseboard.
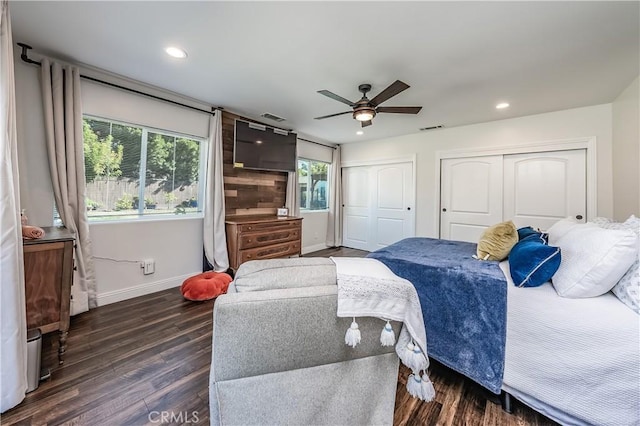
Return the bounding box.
[96,272,198,306]
[302,243,329,255]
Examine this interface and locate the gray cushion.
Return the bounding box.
[233,257,337,292]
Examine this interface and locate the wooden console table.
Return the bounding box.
[23,226,74,364]
[226,215,302,270]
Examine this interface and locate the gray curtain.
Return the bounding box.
[41,58,97,313]
[326,145,342,247]
[0,0,27,411]
[203,110,229,271]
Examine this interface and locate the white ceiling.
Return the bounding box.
[10,1,639,144]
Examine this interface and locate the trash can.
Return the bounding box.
[26,328,42,393]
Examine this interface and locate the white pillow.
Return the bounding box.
[551,222,639,298]
[547,217,580,246]
[595,215,640,313]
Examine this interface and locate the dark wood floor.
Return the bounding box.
[1,247,557,426]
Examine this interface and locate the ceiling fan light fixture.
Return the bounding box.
[354,108,375,122]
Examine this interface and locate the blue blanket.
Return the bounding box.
[368,237,507,394]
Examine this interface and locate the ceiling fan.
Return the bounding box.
[314,80,422,127]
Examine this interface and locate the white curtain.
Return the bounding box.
[203,110,229,271]
[326,145,342,247]
[41,58,96,314]
[0,0,27,411]
[285,170,300,217]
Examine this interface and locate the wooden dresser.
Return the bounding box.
[225,215,302,270]
[23,226,74,364]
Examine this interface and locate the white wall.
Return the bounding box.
[15,49,53,227]
[90,218,203,305]
[14,48,205,306]
[612,76,640,221]
[301,211,329,254]
[342,104,614,238]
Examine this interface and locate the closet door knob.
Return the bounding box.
[576,214,583,220]
[442,208,447,212]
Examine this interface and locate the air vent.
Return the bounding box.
[420,125,444,131]
[261,112,286,122]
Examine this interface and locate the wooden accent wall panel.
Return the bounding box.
[222,111,288,216]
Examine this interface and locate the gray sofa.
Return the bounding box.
[209,258,401,426]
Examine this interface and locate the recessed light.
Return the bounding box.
[165,46,188,59]
[496,102,510,109]
[356,131,363,135]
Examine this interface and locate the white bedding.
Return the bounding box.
[500,261,640,426]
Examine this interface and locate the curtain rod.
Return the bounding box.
[18,42,218,116]
[297,137,337,150]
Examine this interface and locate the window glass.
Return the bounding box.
[82,116,204,221]
[298,158,329,211]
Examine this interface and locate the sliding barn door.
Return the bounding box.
[440,156,503,243]
[342,162,415,251]
[503,149,586,230]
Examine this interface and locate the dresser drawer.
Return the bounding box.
[239,241,301,263]
[239,228,300,249]
[239,220,300,233]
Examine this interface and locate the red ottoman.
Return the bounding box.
[181,271,233,301]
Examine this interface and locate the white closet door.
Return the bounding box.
[342,166,371,250]
[342,162,415,251]
[372,162,415,250]
[440,156,503,242]
[504,149,586,230]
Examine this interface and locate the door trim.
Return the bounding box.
[434,137,597,238]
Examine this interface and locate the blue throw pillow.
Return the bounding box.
[517,226,548,243]
[509,237,561,287]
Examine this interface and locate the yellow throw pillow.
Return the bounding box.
[477,221,518,261]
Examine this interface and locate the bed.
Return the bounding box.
[368,237,640,426]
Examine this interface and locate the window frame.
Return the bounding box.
[81,114,208,223]
[298,157,331,212]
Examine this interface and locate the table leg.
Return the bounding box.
[58,330,68,365]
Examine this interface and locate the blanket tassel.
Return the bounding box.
[345,317,361,348]
[420,372,436,401]
[380,321,396,346]
[400,341,429,372]
[406,371,436,402]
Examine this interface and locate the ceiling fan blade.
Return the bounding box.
[361,120,372,128]
[314,111,352,120]
[376,106,422,114]
[317,90,356,107]
[370,80,410,107]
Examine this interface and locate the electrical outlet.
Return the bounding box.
[141,259,155,275]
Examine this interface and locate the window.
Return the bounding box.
[298,158,330,211]
[82,116,205,221]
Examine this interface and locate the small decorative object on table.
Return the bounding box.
[277,207,289,217]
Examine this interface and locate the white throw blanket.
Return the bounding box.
[331,257,435,402]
